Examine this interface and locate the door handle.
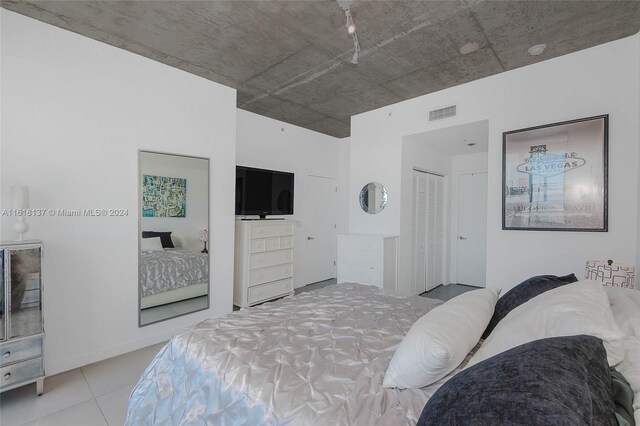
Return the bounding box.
[458,236,467,240]
[307,237,315,240]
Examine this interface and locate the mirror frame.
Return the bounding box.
[138,149,211,327]
[359,182,388,214]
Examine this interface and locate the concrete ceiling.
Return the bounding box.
[2,1,639,138]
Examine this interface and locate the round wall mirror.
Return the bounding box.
[359,182,387,214]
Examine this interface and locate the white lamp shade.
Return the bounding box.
[11,185,30,209]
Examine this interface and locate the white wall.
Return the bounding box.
[350,34,640,294]
[140,152,209,251]
[338,138,350,235]
[236,110,342,288]
[0,10,237,374]
[637,34,640,276]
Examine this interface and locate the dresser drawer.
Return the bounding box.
[279,236,293,249]
[0,357,43,389]
[249,264,293,287]
[251,223,294,239]
[248,279,293,304]
[265,237,280,251]
[249,239,266,254]
[250,249,293,270]
[0,337,43,367]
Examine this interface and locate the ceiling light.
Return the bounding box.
[337,0,360,65]
[459,41,480,55]
[346,12,356,34]
[528,44,547,56]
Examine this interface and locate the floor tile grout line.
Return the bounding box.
[15,370,95,426]
[80,367,98,399]
[94,394,109,426]
[18,397,97,426]
[79,366,111,425]
[5,344,161,426]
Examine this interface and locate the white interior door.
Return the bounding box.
[411,170,445,294]
[305,175,337,284]
[456,172,487,287]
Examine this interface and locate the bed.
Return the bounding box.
[139,249,208,309]
[126,282,640,425]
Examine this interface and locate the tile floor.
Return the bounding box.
[421,283,480,301]
[0,342,167,426]
[294,278,337,294]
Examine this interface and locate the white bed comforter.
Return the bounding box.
[126,284,447,425]
[605,287,640,425]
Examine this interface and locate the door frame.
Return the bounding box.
[454,171,487,287]
[304,174,338,286]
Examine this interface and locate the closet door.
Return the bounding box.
[411,171,427,295]
[411,170,445,295]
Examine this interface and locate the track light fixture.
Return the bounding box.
[337,0,361,65]
[345,9,356,34]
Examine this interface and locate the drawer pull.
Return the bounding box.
[3,351,10,359]
[3,373,10,380]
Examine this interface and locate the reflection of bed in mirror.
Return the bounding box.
[139,234,208,309]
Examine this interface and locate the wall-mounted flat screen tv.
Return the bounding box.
[235,166,294,218]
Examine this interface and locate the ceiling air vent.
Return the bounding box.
[429,105,457,122]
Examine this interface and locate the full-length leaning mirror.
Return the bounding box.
[138,151,210,326]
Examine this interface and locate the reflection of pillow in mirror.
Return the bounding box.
[141,237,164,252]
[142,231,174,248]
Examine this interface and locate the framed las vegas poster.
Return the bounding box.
[502,115,608,232]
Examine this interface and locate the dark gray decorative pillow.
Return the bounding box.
[142,231,175,249]
[417,335,616,426]
[482,273,577,339]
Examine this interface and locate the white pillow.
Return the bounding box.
[383,288,499,389]
[605,286,640,423]
[605,286,640,338]
[141,237,164,252]
[466,280,625,369]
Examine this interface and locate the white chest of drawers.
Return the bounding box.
[337,234,398,291]
[234,220,295,307]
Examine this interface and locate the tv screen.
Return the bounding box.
[235,166,294,217]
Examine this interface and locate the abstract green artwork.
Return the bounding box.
[142,175,187,217]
